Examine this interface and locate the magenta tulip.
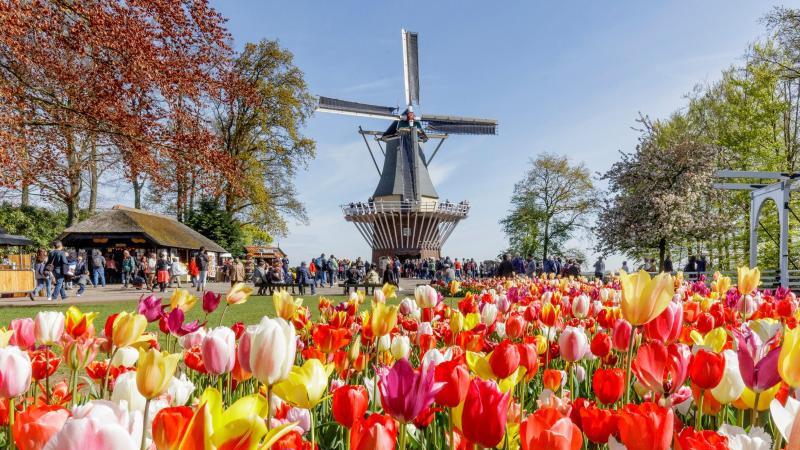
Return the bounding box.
[203,291,222,314]
[201,326,236,375]
[136,294,162,323]
[9,318,35,350]
[378,358,443,423]
[735,327,781,392]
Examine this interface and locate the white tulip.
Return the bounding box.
[179,328,207,349]
[717,424,772,450]
[249,316,296,386]
[481,303,498,325]
[376,335,391,353]
[421,348,453,367]
[414,285,438,308]
[494,322,506,339]
[374,289,386,304]
[111,347,140,367]
[770,396,800,442]
[711,349,745,404]
[390,336,411,360]
[111,372,145,413]
[167,373,195,406]
[572,294,590,318]
[34,311,64,346]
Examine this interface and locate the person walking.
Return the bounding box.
[195,246,209,292]
[74,254,89,297]
[156,251,171,292]
[230,257,245,287]
[46,240,68,301]
[497,254,514,278]
[91,250,107,287]
[34,253,51,300]
[253,261,268,295]
[188,255,199,287]
[593,256,605,281]
[121,250,136,288]
[145,252,157,292]
[170,256,186,288]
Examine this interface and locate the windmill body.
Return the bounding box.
[316,30,497,263]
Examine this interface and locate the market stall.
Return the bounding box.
[0,227,35,298]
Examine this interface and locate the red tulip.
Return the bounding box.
[643,301,683,344]
[332,385,369,429]
[616,402,674,450]
[350,413,397,450]
[611,319,632,352]
[12,405,70,450]
[592,368,624,405]
[520,407,582,450]
[434,359,470,408]
[412,406,440,429]
[696,312,715,334]
[578,404,618,444]
[517,343,539,379]
[688,349,725,390]
[29,348,59,380]
[461,378,510,448]
[631,342,691,395]
[590,333,612,358]
[506,315,526,339]
[675,426,728,450]
[313,324,351,354]
[488,339,520,379]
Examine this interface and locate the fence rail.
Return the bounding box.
[341,200,470,216]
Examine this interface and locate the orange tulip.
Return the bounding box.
[152,406,194,450]
[12,405,70,450]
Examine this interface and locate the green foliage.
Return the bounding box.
[185,199,245,256]
[0,202,66,249]
[501,154,595,259]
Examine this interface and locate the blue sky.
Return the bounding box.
[208,0,796,267]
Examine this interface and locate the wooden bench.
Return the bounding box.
[338,282,383,295]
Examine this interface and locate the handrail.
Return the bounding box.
[341,200,470,216]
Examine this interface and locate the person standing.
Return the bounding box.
[170,256,186,288]
[46,240,68,301]
[121,250,136,288]
[231,257,245,287]
[253,260,267,295]
[34,253,51,300]
[497,254,514,278]
[156,251,171,292]
[74,254,89,297]
[195,246,209,292]
[327,254,337,288]
[621,261,630,273]
[593,257,605,281]
[92,250,107,287]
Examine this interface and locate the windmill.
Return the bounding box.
[316,29,497,262]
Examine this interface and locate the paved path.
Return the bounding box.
[0,278,427,307]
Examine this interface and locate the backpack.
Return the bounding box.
[327,259,336,271]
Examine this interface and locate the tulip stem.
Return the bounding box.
[449,407,455,450]
[399,421,407,450]
[140,398,151,450]
[266,384,272,431]
[44,345,51,405]
[623,327,636,404]
[311,408,317,450]
[752,391,761,429]
[218,304,229,327]
[101,347,118,399]
[8,398,14,450]
[696,389,704,430]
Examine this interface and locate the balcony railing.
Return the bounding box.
[341,200,470,216]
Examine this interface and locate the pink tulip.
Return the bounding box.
[643,301,683,344]
[612,319,632,352]
[237,326,254,373]
[378,358,443,423]
[9,318,36,350]
[179,328,207,349]
[571,294,590,318]
[631,342,691,395]
[558,326,588,362]
[136,294,162,323]
[0,346,31,398]
[203,291,222,314]
[45,400,140,450]
[201,327,236,375]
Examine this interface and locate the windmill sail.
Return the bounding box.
[402,30,420,106]
[317,96,398,120]
[421,114,497,135]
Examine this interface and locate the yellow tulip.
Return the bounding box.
[170,289,197,312]
[65,306,98,336]
[136,348,180,399]
[533,334,548,355]
[779,326,800,388]
[273,359,334,409]
[734,383,780,411]
[463,312,480,331]
[370,300,398,337]
[737,266,760,295]
[381,283,397,299]
[0,328,13,348]
[450,310,465,334]
[227,282,253,305]
[273,290,302,320]
[449,280,461,296]
[618,270,674,326]
[112,312,148,348]
[690,327,728,353]
[711,272,731,295]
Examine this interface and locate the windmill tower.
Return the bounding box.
[316,29,497,262]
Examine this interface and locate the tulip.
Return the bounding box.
[520,407,582,450]
[506,315,526,339]
[434,359,470,408]
[167,373,195,407]
[611,319,632,352]
[201,291,222,314]
[313,324,351,354]
[631,342,691,395]
[593,368,625,405]
[450,310,465,334]
[200,327,235,375]
[643,300,682,344]
[379,358,442,423]
[460,378,510,448]
[332,385,369,428]
[249,316,296,386]
[34,311,64,346]
[136,349,180,400]
[481,303,498,326]
[717,424,772,450]
[778,325,800,388]
[390,335,411,360]
[43,400,141,450]
[136,294,162,323]
[485,339,519,379]
[111,371,146,413]
[543,369,563,391]
[736,328,781,393]
[273,290,301,320]
[689,349,725,391]
[579,404,618,444]
[273,359,333,448]
[558,326,588,362]
[710,349,746,405]
[169,289,197,312]
[227,282,253,305]
[590,333,612,358]
[415,285,439,308]
[572,294,590,318]
[111,312,148,348]
[0,346,31,398]
[370,301,399,337]
[616,402,674,450]
[9,318,35,351]
[770,396,800,443]
[737,266,760,295]
[111,346,140,368]
[151,406,193,450]
[675,427,728,450]
[64,306,98,339]
[350,413,397,450]
[398,298,419,317]
[618,270,673,326]
[12,404,70,450]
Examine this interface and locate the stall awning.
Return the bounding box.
[0,227,34,246]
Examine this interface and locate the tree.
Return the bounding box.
[185,199,245,256]
[0,203,67,248]
[595,117,730,270]
[213,40,316,235]
[501,154,596,259]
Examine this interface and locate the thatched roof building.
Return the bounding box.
[59,205,226,253]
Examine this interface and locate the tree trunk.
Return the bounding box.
[88,140,98,214]
[542,218,550,260]
[132,176,143,209]
[658,238,667,273]
[65,131,82,226]
[20,183,29,207]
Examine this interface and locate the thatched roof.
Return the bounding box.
[60,205,226,252]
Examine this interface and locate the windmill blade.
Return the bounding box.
[421,114,498,135]
[402,29,420,106]
[316,96,399,120]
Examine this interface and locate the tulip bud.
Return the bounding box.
[450,311,465,334]
[111,346,139,367]
[376,335,391,353]
[612,319,632,352]
[481,303,498,326]
[572,294,590,318]
[348,335,362,362]
[34,311,65,346]
[0,346,31,398]
[390,336,411,360]
[112,312,147,348]
[136,348,180,399]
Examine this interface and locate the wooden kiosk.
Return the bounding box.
[0,227,35,298]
